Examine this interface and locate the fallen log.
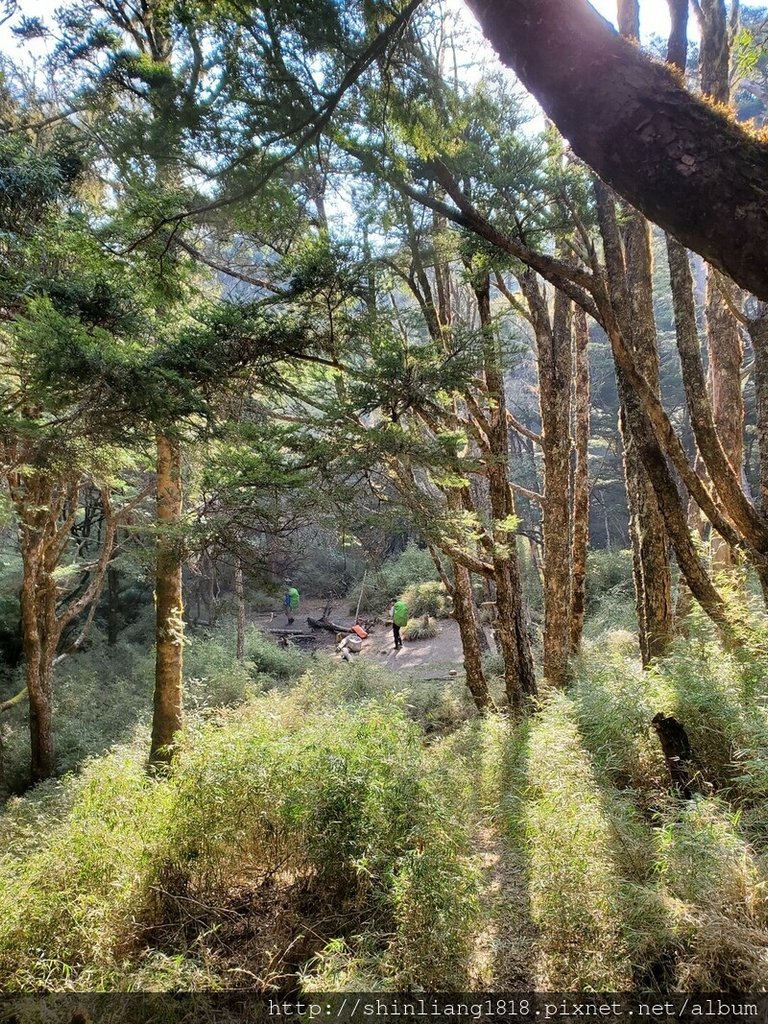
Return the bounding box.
[267,629,317,639]
[307,616,355,635]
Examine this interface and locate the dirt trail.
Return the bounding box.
[470,823,539,989]
[362,618,469,676]
[259,598,538,987]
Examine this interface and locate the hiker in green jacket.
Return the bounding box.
[391,599,409,651]
[284,581,300,626]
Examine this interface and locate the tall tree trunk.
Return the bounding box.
[748,309,768,516]
[151,432,184,765]
[475,278,537,709]
[10,474,117,781]
[235,555,246,661]
[450,560,497,712]
[523,272,574,684]
[107,562,120,647]
[595,182,673,663]
[594,182,737,642]
[746,310,768,602]
[624,214,673,661]
[570,306,590,654]
[615,1,674,662]
[19,554,56,783]
[699,0,745,570]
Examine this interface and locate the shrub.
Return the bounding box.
[586,549,635,610]
[0,679,479,992]
[583,549,637,637]
[347,545,438,615]
[652,797,768,989]
[402,615,438,641]
[279,660,477,737]
[398,580,451,619]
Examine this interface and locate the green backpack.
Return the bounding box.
[287,587,300,610]
[392,601,409,627]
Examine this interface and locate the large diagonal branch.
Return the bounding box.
[399,174,602,324]
[0,687,28,715]
[464,0,768,300]
[666,236,768,551]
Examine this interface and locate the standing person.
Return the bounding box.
[391,598,409,651]
[284,581,300,625]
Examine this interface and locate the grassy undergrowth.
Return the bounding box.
[0,670,478,992]
[0,624,312,794]
[4,581,768,992]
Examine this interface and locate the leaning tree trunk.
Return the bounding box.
[151,432,184,765]
[594,182,738,643]
[622,212,673,662]
[706,272,745,570]
[594,179,673,664]
[749,310,768,517]
[747,310,768,603]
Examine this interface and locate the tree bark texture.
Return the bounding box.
[450,559,498,712]
[623,208,674,661]
[666,239,761,555]
[595,185,673,663]
[475,279,537,709]
[464,0,768,300]
[521,272,573,684]
[594,182,737,643]
[666,0,689,72]
[569,306,590,654]
[151,432,184,765]
[699,0,746,570]
[748,311,768,518]
[235,555,246,661]
[8,472,117,781]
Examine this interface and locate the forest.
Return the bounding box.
[3,0,768,1012]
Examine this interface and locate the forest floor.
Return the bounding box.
[362,618,468,676]
[255,599,472,680]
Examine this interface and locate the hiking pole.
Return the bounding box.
[355,570,367,624]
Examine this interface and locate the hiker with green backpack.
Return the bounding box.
[283,581,300,626]
[391,599,409,651]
